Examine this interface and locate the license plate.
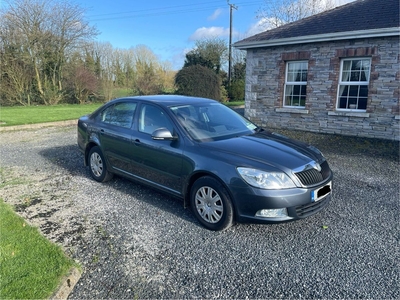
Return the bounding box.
[311,181,332,202]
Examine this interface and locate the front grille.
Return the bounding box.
[295,193,331,218]
[295,161,331,186]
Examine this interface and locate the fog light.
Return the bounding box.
[256,208,289,218]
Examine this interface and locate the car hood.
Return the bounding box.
[200,131,324,171]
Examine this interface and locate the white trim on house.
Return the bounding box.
[234,27,399,49]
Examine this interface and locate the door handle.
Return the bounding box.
[134,139,141,145]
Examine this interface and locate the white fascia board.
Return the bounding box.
[234,27,399,49]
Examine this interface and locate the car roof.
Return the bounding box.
[111,95,218,107]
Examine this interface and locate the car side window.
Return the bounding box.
[101,102,137,128]
[101,105,114,123]
[139,104,173,135]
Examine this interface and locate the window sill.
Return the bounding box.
[276,108,309,114]
[328,111,370,118]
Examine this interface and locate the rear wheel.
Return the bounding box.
[190,176,234,231]
[88,146,113,182]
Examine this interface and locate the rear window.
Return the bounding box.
[100,102,137,128]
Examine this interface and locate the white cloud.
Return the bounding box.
[243,0,357,39]
[244,19,271,38]
[208,8,223,21]
[189,26,231,40]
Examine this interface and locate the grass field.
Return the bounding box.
[0,103,102,126]
[0,100,244,127]
[0,199,76,299]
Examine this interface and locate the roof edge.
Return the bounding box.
[234,27,400,49]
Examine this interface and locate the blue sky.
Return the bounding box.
[1,0,353,69]
[81,0,266,68]
[79,0,353,69]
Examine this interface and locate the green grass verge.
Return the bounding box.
[0,103,102,126]
[0,199,77,299]
[225,101,244,107]
[112,88,133,98]
[0,100,244,127]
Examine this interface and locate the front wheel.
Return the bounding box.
[88,146,113,182]
[190,176,234,231]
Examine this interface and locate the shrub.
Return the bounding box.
[229,79,245,101]
[175,65,221,101]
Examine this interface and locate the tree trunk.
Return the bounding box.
[34,61,46,104]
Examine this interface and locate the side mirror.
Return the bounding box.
[152,128,177,141]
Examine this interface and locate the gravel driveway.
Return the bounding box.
[0,124,398,299]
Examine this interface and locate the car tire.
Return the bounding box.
[190,176,234,231]
[88,146,113,182]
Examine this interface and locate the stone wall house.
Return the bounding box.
[234,0,399,141]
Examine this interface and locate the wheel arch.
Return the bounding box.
[84,142,100,166]
[184,171,236,213]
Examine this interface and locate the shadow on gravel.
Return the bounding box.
[39,144,198,226]
[105,175,196,224]
[39,144,84,175]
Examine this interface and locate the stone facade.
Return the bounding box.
[244,36,400,141]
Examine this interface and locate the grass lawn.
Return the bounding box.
[0,100,244,127]
[0,199,77,299]
[0,103,102,126]
[226,101,245,107]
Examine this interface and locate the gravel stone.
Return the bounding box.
[0,124,398,299]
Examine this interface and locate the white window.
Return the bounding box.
[284,61,308,107]
[337,58,371,110]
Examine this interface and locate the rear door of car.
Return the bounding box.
[129,103,185,195]
[97,101,137,174]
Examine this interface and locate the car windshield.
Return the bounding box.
[170,102,258,141]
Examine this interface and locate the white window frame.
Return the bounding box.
[283,61,308,108]
[336,58,371,111]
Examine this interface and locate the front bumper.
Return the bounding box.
[230,178,333,224]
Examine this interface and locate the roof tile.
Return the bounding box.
[237,0,399,44]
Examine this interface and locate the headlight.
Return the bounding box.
[237,168,296,189]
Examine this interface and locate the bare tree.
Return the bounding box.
[0,52,34,106]
[121,49,136,88]
[0,0,97,105]
[232,48,246,68]
[83,43,175,100]
[257,0,335,29]
[89,41,115,101]
[132,45,167,95]
[0,18,34,105]
[64,52,98,104]
[72,66,98,104]
[158,61,176,94]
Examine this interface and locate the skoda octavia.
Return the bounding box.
[78,95,333,231]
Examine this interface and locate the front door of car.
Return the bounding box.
[130,104,184,194]
[98,102,137,174]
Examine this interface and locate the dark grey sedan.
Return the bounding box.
[77,95,333,230]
